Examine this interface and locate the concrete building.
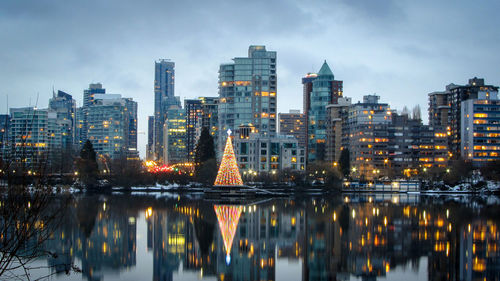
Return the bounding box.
[163,108,187,164]
[325,97,351,164]
[233,126,306,174]
[303,61,343,163]
[461,90,500,165]
[347,95,392,180]
[154,59,180,163]
[48,90,76,151]
[279,110,307,149]
[429,78,499,158]
[81,83,106,144]
[87,94,138,159]
[199,96,219,144]
[218,45,277,157]
[8,107,55,170]
[0,114,9,162]
[147,116,154,160]
[388,113,448,177]
[184,99,202,162]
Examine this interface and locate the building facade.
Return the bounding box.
[87,94,138,159]
[233,128,306,174]
[347,95,392,180]
[303,61,343,163]
[154,60,180,163]
[81,83,106,144]
[429,78,499,158]
[184,99,202,162]
[279,110,307,149]
[461,90,500,165]
[163,108,187,164]
[147,116,154,161]
[0,114,9,163]
[48,90,76,151]
[325,97,351,164]
[218,45,277,157]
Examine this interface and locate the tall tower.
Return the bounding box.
[154,60,179,163]
[81,83,105,144]
[217,45,277,156]
[303,61,343,163]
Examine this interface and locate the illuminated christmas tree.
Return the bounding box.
[214,129,243,186]
[214,205,243,265]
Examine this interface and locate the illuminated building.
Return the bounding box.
[326,97,351,164]
[233,126,306,173]
[81,83,106,144]
[185,99,203,162]
[154,59,180,163]
[48,90,76,149]
[217,45,277,158]
[461,90,500,165]
[199,96,219,150]
[428,78,499,158]
[87,94,138,159]
[146,116,154,160]
[303,61,343,163]
[279,110,307,149]
[8,107,59,170]
[163,107,187,164]
[0,114,9,162]
[347,95,392,179]
[389,112,449,175]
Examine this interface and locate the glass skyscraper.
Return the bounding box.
[303,61,343,163]
[217,45,277,155]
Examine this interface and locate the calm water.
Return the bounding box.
[7,193,500,281]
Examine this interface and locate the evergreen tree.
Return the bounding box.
[195,127,215,164]
[194,127,217,184]
[78,140,98,187]
[339,148,350,178]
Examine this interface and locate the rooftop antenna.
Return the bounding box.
[52,85,56,98]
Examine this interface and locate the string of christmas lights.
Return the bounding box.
[214,205,243,264]
[214,130,243,186]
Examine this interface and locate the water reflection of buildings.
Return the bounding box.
[39,196,500,281]
[46,199,137,281]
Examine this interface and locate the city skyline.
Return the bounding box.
[2,1,500,158]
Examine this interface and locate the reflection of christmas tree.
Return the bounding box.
[214,129,243,186]
[214,205,242,264]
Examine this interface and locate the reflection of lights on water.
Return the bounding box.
[352,209,356,219]
[226,255,231,265]
[446,209,449,218]
[333,212,337,221]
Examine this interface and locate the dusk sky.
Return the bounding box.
[1,0,500,157]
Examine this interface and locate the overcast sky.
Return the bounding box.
[1,0,500,157]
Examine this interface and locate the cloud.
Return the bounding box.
[1,0,500,157]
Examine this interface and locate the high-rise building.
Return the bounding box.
[461,90,500,165]
[147,116,154,161]
[8,107,53,170]
[279,110,307,149]
[87,94,137,159]
[325,97,351,164]
[163,108,187,164]
[0,114,9,162]
[303,61,343,163]
[388,113,448,177]
[81,83,106,144]
[428,91,450,129]
[347,95,392,179]
[184,99,202,162]
[218,45,277,157]
[48,90,76,151]
[199,96,219,145]
[154,59,179,163]
[429,78,499,158]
